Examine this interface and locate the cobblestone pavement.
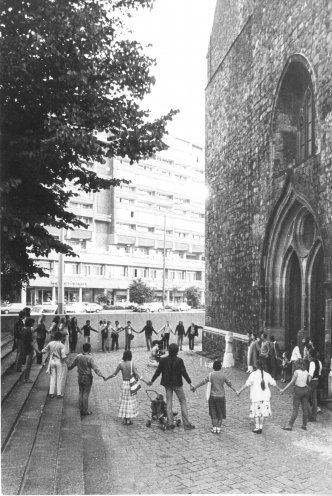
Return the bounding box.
[77,344,332,494]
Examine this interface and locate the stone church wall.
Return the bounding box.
[206,0,332,347]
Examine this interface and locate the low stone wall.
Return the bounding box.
[202,326,248,370]
[1,312,205,352]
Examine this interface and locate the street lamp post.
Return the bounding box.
[162,214,166,308]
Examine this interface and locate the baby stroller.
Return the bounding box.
[145,390,181,430]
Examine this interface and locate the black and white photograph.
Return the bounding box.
[1,0,332,494]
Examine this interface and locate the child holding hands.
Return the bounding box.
[192,360,237,433]
[236,358,281,434]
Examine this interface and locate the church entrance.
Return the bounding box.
[261,183,326,356]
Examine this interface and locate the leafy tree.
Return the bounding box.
[129,278,153,305]
[0,0,176,294]
[95,292,112,306]
[184,286,201,308]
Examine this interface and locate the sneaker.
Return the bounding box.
[282,426,292,431]
[184,424,195,430]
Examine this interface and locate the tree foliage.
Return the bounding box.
[129,278,153,304]
[0,0,176,294]
[184,286,201,308]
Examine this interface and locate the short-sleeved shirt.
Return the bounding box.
[82,325,93,336]
[68,353,101,377]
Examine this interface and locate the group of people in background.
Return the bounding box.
[11,310,203,418]
[246,330,323,430]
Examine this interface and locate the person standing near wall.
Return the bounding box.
[186,322,203,351]
[111,321,122,351]
[248,334,260,371]
[69,316,81,353]
[124,321,137,351]
[175,321,186,351]
[82,320,98,344]
[159,321,172,351]
[139,320,158,351]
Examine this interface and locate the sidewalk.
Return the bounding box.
[75,345,332,494]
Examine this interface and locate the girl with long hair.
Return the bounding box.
[236,359,281,434]
[105,350,141,425]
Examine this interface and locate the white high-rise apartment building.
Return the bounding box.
[24,136,205,306]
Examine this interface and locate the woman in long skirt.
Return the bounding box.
[105,350,140,425]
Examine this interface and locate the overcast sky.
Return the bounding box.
[130,0,217,147]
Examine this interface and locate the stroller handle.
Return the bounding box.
[145,389,161,401]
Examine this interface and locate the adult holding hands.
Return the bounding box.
[147,343,195,430]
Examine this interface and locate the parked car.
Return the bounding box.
[65,302,88,314]
[133,302,163,312]
[30,305,58,315]
[171,303,192,311]
[1,303,30,314]
[83,302,103,313]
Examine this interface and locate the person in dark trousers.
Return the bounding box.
[82,320,98,344]
[308,349,322,421]
[139,320,158,351]
[175,321,185,351]
[186,322,203,351]
[147,343,195,430]
[35,315,47,364]
[14,311,25,370]
[111,321,123,351]
[69,316,81,352]
[124,321,137,351]
[68,343,106,416]
[21,318,41,382]
[268,335,280,379]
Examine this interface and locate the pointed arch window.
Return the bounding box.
[298,88,314,162]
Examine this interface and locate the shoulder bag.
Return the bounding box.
[206,373,212,401]
[129,361,141,396]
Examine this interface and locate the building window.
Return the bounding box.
[298,88,314,162]
[82,264,91,276]
[92,264,103,276]
[64,263,80,275]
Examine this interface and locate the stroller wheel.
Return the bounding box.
[146,420,152,427]
[176,419,182,426]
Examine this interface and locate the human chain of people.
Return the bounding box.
[12,307,322,435]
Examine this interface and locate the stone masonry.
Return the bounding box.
[205,0,332,387]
